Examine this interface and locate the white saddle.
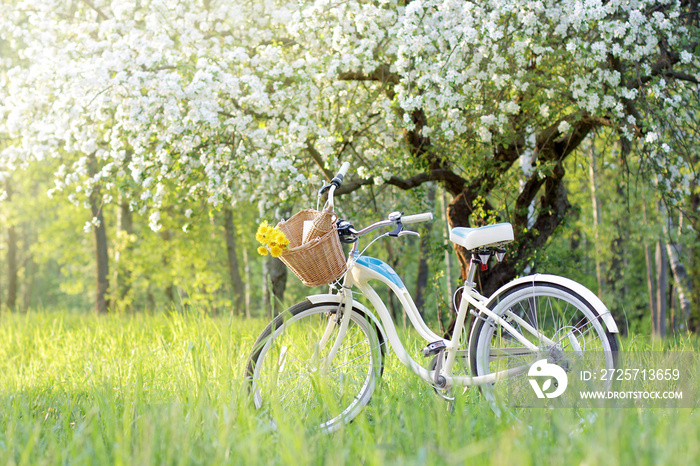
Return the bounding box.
[449,223,514,251]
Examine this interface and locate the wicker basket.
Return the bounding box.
[276,209,347,287]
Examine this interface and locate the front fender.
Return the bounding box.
[486,274,620,334]
[306,293,389,352]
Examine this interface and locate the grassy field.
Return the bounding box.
[0,309,698,465]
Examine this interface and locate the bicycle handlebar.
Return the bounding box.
[322,163,434,234]
[334,162,350,184]
[324,163,349,211]
[352,211,433,238]
[402,212,434,225]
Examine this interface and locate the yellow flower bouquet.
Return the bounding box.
[255,220,290,258]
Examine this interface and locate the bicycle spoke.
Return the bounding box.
[473,283,617,408]
[329,349,372,372]
[333,339,368,357]
[247,302,382,432]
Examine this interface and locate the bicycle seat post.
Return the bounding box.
[464,255,479,292]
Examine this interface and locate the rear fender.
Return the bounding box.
[485,274,620,334]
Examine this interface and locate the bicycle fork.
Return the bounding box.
[319,288,354,373]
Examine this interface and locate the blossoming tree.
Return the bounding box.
[1,0,698,304]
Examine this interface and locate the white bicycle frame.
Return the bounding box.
[308,163,619,390]
[310,255,531,390]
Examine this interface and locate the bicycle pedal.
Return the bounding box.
[422,340,447,357]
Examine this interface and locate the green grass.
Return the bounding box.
[0,309,698,465]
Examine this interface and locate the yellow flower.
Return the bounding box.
[256,221,270,244]
[273,231,289,246]
[255,221,290,257]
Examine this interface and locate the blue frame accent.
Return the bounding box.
[355,256,405,289]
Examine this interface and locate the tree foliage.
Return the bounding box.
[1,0,699,320]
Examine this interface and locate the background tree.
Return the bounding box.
[0,0,698,328]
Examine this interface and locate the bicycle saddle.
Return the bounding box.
[449,223,514,251]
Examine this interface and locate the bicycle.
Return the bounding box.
[245,163,620,432]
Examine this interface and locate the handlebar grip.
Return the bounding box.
[402,212,434,225]
[330,162,351,188]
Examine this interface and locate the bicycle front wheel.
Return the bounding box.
[245,301,384,433]
[469,281,619,406]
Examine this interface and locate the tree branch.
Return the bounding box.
[337,64,400,85]
[80,0,108,21]
[338,64,400,100]
[334,168,467,195]
[622,45,699,89]
[664,70,700,84]
[219,101,268,121]
[305,141,335,181]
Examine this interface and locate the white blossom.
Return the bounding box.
[149,210,162,232]
[558,121,572,134]
[0,0,695,229]
[477,126,492,143]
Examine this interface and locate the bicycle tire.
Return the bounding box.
[245,300,384,432]
[469,282,619,405]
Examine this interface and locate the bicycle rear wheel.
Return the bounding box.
[469,282,619,406]
[245,301,384,432]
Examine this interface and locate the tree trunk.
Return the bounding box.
[665,242,691,331]
[654,241,667,337]
[4,180,18,311]
[268,256,287,317]
[413,236,429,317]
[335,100,599,298]
[644,241,657,328]
[669,285,677,332]
[160,229,175,305]
[384,240,400,324]
[441,188,455,310]
[114,195,134,308]
[22,224,35,311]
[661,212,692,333]
[413,184,436,316]
[243,246,251,318]
[443,136,575,338]
[689,185,700,333]
[89,187,110,314]
[589,142,604,297]
[680,137,700,332]
[450,174,572,297]
[5,224,18,311]
[447,121,586,296]
[223,206,246,316]
[642,203,657,328]
[115,151,134,307]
